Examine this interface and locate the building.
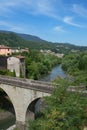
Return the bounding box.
[0,55,25,77]
[7,56,25,77]
[0,45,12,56]
[11,48,29,54]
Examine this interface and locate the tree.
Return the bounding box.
[28,78,87,130]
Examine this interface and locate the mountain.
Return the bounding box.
[17,33,46,42]
[0,30,46,43]
[0,30,87,54]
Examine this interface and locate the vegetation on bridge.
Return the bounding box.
[0,70,16,77]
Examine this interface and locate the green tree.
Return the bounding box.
[28,78,87,130]
[22,50,61,80]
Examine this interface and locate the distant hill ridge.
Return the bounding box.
[17,33,46,42]
[0,30,87,54]
[0,30,46,42]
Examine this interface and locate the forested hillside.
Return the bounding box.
[0,32,58,51]
[0,31,87,54]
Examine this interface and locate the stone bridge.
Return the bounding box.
[0,75,54,130]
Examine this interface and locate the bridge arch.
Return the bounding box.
[0,87,16,128]
[25,98,40,122]
[0,84,17,121]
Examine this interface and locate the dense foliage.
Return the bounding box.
[21,50,61,80]
[0,31,87,129]
[0,50,60,79]
[27,51,87,130]
[62,52,87,86]
[0,69,16,77]
[28,78,87,130]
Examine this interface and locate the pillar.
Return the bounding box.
[16,121,26,130]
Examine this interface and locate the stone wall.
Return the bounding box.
[7,56,25,77]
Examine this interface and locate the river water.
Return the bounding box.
[40,64,66,81]
[0,64,66,129]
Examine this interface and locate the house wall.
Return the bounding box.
[7,57,20,77]
[7,57,25,77]
[0,48,11,56]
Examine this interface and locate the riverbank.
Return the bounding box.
[0,111,15,130]
[0,111,14,121]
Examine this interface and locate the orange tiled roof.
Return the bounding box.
[16,55,25,59]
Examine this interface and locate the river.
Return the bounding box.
[0,64,66,129]
[40,64,66,81]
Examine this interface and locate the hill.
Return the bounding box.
[0,30,46,42]
[17,33,46,42]
[0,30,87,54]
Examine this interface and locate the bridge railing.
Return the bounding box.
[0,75,27,82]
[0,75,57,93]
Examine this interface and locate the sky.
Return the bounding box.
[0,0,87,46]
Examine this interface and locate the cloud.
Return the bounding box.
[0,0,59,19]
[72,4,87,17]
[0,0,20,17]
[53,26,65,32]
[63,16,83,28]
[0,0,85,30]
[22,0,58,18]
[0,20,24,32]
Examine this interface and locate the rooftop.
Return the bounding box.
[16,55,25,59]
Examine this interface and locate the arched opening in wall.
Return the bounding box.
[26,98,46,124]
[26,98,40,123]
[0,88,16,130]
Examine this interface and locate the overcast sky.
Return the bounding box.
[0,0,87,46]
